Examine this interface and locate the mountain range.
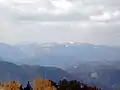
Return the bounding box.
[0,58,120,90]
[0,42,120,68]
[66,60,120,90]
[0,59,72,86]
[0,42,120,90]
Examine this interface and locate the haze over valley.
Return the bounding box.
[0,0,120,90]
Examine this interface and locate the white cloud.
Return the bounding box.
[51,0,73,13]
[89,10,120,22]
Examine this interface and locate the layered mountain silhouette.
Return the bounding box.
[0,42,120,90]
[0,42,120,68]
[0,59,72,86]
[67,60,120,90]
[0,59,120,90]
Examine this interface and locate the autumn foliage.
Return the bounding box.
[32,77,56,90]
[0,81,20,90]
[0,77,101,90]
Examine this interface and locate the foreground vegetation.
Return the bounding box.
[0,77,101,90]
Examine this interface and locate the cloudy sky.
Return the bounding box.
[0,0,120,46]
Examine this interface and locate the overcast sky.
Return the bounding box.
[0,0,120,46]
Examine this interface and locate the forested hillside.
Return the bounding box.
[0,77,101,90]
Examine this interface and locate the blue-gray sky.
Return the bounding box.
[0,0,120,46]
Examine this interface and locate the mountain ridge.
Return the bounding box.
[0,59,73,85]
[0,42,120,68]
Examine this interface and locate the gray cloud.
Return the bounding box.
[0,0,120,46]
[1,0,120,22]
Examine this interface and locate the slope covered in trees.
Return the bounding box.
[0,77,101,90]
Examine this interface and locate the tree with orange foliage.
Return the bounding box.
[32,77,56,90]
[4,81,20,90]
[0,77,101,90]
